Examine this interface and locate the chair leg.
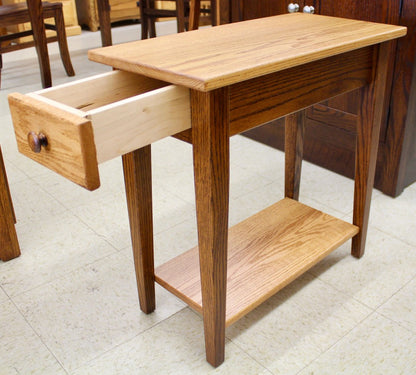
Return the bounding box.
[210,0,216,26]
[53,6,75,77]
[27,0,51,88]
[140,1,149,39]
[148,0,156,38]
[176,0,186,33]
[97,0,113,46]
[189,0,201,30]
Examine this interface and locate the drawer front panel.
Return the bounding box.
[8,71,191,191]
[8,93,100,190]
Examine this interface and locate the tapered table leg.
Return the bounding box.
[352,42,391,258]
[285,110,305,201]
[191,87,230,367]
[122,146,155,313]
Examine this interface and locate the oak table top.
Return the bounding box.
[88,13,406,91]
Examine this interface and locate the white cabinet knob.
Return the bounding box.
[303,5,315,13]
[288,3,300,13]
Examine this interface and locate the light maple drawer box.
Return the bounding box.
[8,70,191,191]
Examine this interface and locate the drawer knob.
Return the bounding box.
[27,131,48,153]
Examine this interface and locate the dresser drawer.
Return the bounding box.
[8,70,191,190]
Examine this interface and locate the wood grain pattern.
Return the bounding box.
[285,111,305,200]
[8,71,190,189]
[352,42,390,258]
[191,87,229,367]
[155,198,359,326]
[88,84,191,163]
[37,70,168,111]
[0,146,20,261]
[122,146,155,313]
[229,47,373,135]
[33,71,190,163]
[176,46,374,143]
[88,13,406,91]
[8,92,100,191]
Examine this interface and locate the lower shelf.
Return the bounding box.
[155,198,359,326]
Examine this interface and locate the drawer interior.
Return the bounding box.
[36,70,169,112]
[8,70,192,190]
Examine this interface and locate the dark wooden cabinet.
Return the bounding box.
[221,0,416,196]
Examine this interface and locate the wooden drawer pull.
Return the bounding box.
[27,131,48,153]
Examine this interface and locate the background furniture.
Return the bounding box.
[1,0,80,38]
[77,0,212,32]
[96,0,213,46]
[0,0,75,88]
[76,0,140,32]
[0,146,20,262]
[139,0,213,39]
[217,0,416,197]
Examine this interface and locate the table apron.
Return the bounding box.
[228,46,375,136]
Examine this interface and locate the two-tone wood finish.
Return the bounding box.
[8,14,406,367]
[87,13,405,366]
[89,14,405,366]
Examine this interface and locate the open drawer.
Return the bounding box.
[8,70,191,190]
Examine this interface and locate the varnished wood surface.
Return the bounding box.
[88,13,405,91]
[7,71,190,189]
[191,88,230,366]
[0,146,20,261]
[155,198,359,326]
[122,147,155,313]
[352,43,390,257]
[285,111,305,201]
[8,92,100,191]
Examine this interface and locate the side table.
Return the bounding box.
[8,13,406,367]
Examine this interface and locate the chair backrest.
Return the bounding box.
[0,1,74,88]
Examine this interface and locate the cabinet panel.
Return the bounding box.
[238,0,416,196]
[239,0,302,20]
[314,0,400,24]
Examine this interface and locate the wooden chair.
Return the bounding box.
[0,1,75,88]
[137,0,213,39]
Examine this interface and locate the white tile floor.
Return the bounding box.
[1,21,416,375]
